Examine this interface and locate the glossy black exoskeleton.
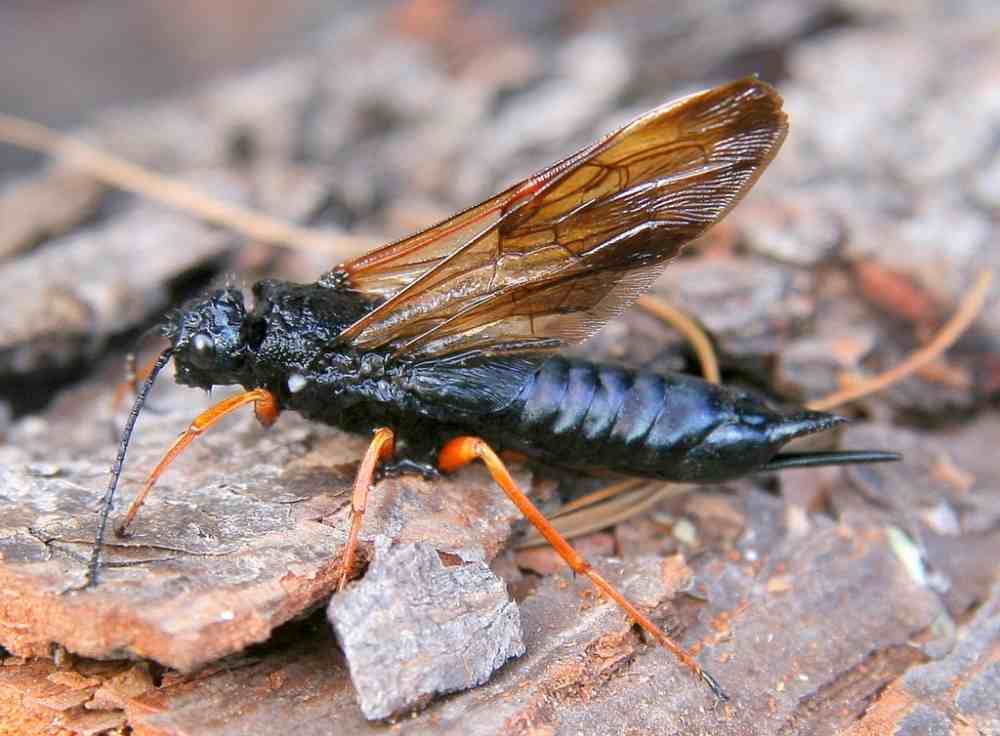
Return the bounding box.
[89,78,900,704]
[168,281,874,484]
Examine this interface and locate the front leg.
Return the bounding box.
[115,388,280,538]
[339,427,395,591]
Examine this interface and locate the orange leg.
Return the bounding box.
[111,351,165,414]
[438,436,728,701]
[338,427,395,592]
[114,388,279,538]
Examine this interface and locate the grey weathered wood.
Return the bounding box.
[0,194,239,377]
[329,538,524,720]
[0,384,528,671]
[2,1,999,734]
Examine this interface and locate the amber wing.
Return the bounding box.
[331,77,787,360]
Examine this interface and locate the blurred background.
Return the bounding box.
[2,0,997,413]
[0,0,336,171]
[1,3,999,734]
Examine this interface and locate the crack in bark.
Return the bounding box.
[24,526,230,560]
[777,643,931,735]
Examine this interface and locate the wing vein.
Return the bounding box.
[331,77,788,361]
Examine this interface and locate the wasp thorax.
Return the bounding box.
[166,288,250,388]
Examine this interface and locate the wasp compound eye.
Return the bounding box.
[190,333,216,368]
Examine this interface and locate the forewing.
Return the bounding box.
[333,77,787,359]
[327,135,606,301]
[327,186,528,300]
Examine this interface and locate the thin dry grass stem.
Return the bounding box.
[809,270,992,412]
[0,112,363,256]
[522,481,692,547]
[637,295,721,384]
[550,478,645,516]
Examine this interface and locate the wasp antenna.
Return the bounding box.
[79,347,174,590]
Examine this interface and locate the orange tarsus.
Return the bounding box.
[437,436,728,701]
[338,427,396,592]
[114,388,279,538]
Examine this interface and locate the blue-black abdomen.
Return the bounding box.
[486,357,840,483]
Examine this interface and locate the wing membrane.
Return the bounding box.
[331,77,787,359]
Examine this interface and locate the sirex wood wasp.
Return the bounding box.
[37,77,910,700]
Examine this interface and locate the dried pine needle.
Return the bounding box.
[0,112,357,255]
[638,295,721,384]
[809,270,992,412]
[520,481,691,548]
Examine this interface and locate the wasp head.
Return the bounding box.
[163,288,251,389]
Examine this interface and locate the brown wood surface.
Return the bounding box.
[2,2,999,734]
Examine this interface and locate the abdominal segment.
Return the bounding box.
[484,357,820,483]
